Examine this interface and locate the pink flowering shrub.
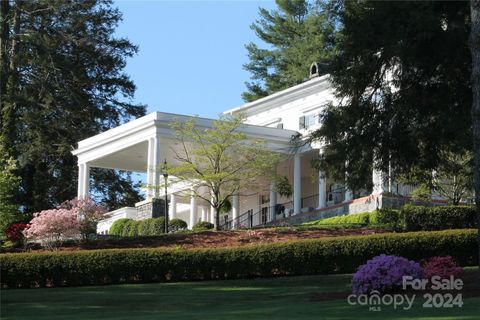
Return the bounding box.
[352,254,423,294]
[23,209,80,250]
[423,256,464,280]
[61,197,108,239]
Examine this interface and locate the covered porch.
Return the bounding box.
[73,112,323,233]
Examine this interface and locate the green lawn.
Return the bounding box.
[1,271,479,320]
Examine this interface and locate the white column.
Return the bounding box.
[200,206,207,222]
[293,153,302,215]
[269,181,277,221]
[146,138,154,199]
[77,163,84,198]
[232,191,239,228]
[83,164,90,197]
[169,193,177,219]
[344,188,353,202]
[372,168,386,195]
[152,136,161,198]
[318,170,327,209]
[189,190,197,229]
[77,163,90,199]
[344,161,353,202]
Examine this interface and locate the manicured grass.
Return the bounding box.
[1,271,479,320]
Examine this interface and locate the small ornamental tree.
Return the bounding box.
[23,209,80,250]
[61,197,108,239]
[169,114,280,230]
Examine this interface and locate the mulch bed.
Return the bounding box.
[3,227,383,253]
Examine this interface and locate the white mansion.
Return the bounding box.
[73,64,413,233]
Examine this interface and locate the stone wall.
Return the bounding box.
[133,198,166,220]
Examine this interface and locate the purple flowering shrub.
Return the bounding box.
[352,254,423,294]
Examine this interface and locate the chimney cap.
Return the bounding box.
[309,61,329,79]
[309,62,320,79]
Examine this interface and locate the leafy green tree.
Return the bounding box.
[309,1,472,193]
[399,151,474,205]
[0,139,21,236]
[169,115,279,230]
[242,0,338,102]
[0,0,145,215]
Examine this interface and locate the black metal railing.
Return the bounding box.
[220,194,327,230]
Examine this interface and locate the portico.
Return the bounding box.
[72,112,308,232]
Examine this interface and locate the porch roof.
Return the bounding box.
[72,112,299,173]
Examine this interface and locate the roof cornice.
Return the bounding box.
[223,75,331,115]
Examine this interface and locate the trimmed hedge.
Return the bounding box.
[401,205,477,231]
[109,218,131,236]
[1,229,476,288]
[303,205,476,232]
[139,217,165,236]
[110,218,166,237]
[192,221,214,231]
[169,219,187,232]
[307,212,371,226]
[122,220,139,237]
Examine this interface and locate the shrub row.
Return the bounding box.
[109,218,188,236]
[401,205,477,231]
[1,229,476,288]
[305,205,476,232]
[192,221,214,231]
[306,212,371,226]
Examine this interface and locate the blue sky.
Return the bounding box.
[114,0,276,119]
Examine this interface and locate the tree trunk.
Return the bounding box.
[469,0,480,267]
[0,0,11,131]
[1,0,19,152]
[215,207,220,231]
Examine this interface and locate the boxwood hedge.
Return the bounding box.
[304,205,476,232]
[1,229,477,288]
[401,205,477,231]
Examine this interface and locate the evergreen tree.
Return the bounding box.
[309,1,472,192]
[469,0,480,265]
[242,0,337,102]
[0,0,145,214]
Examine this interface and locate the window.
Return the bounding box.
[299,113,319,130]
[260,194,270,204]
[276,123,284,129]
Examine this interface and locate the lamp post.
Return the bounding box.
[162,159,169,233]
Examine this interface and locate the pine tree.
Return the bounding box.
[309,1,472,192]
[0,0,145,214]
[469,0,480,266]
[242,0,337,102]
